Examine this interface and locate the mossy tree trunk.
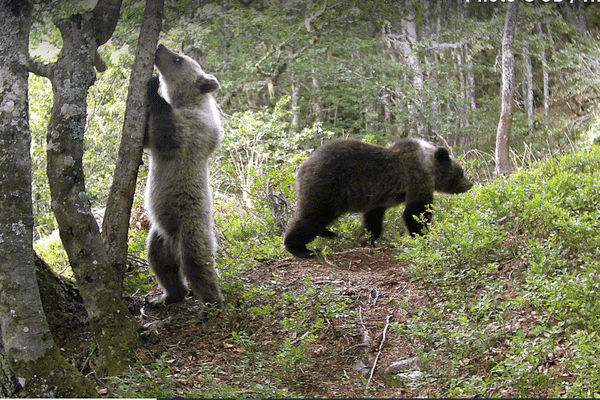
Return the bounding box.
[103,0,165,282]
[34,255,87,346]
[0,1,96,396]
[28,0,141,377]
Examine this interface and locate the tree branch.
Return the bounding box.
[28,59,53,78]
[254,1,342,77]
[92,0,123,46]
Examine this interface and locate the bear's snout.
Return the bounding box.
[457,177,474,193]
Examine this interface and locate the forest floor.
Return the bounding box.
[62,247,456,398]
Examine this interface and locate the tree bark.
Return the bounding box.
[31,0,141,377]
[455,46,469,130]
[400,7,428,140]
[465,44,476,112]
[311,69,323,124]
[560,2,588,37]
[34,255,87,346]
[537,21,550,130]
[523,45,534,138]
[495,1,518,176]
[290,70,301,132]
[0,0,95,396]
[422,0,441,140]
[102,0,164,281]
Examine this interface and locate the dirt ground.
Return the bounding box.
[63,247,445,398]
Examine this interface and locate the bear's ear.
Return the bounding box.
[197,74,220,94]
[434,147,451,164]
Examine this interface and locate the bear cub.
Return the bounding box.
[283,138,473,258]
[144,44,224,310]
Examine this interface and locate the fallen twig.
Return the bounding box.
[367,314,393,386]
[358,306,373,348]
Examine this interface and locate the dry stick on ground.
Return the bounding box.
[354,306,375,377]
[367,314,393,386]
[358,306,373,348]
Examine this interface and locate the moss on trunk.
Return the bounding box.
[91,311,141,377]
[11,346,96,398]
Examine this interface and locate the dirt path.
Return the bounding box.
[67,247,445,398]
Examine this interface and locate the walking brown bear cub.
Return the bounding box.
[283,138,473,258]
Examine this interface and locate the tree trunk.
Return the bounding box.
[560,2,588,36]
[34,255,87,346]
[29,0,141,377]
[311,69,323,124]
[399,6,428,140]
[0,342,18,397]
[422,0,441,140]
[0,1,96,396]
[103,0,164,282]
[465,44,476,112]
[537,21,550,130]
[290,70,301,132]
[523,45,534,138]
[455,46,469,130]
[495,1,518,176]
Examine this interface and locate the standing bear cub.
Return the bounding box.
[144,44,224,310]
[283,138,473,258]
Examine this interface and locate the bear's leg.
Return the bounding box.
[147,228,188,304]
[403,200,433,236]
[178,226,224,310]
[359,207,387,245]
[284,211,336,258]
[317,228,338,238]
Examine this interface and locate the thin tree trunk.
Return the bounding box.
[290,70,300,132]
[0,1,95,396]
[29,0,140,377]
[311,69,323,124]
[537,21,550,130]
[465,44,476,112]
[422,0,441,140]
[103,0,164,281]
[523,45,534,138]
[495,1,518,176]
[400,7,427,140]
[455,46,469,130]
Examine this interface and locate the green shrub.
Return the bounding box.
[33,230,72,279]
[391,145,600,397]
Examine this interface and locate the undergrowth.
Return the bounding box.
[115,139,599,398]
[393,144,600,398]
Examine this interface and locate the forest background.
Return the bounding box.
[2,0,600,397]
[29,0,600,232]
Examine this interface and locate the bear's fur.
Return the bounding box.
[144,44,224,308]
[283,138,473,258]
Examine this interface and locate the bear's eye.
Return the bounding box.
[174,57,182,64]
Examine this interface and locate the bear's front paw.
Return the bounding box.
[147,76,160,96]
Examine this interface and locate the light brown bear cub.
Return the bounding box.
[144,44,223,310]
[283,138,473,258]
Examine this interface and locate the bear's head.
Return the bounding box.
[154,44,220,106]
[432,146,473,194]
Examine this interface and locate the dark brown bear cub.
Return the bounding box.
[283,138,473,258]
